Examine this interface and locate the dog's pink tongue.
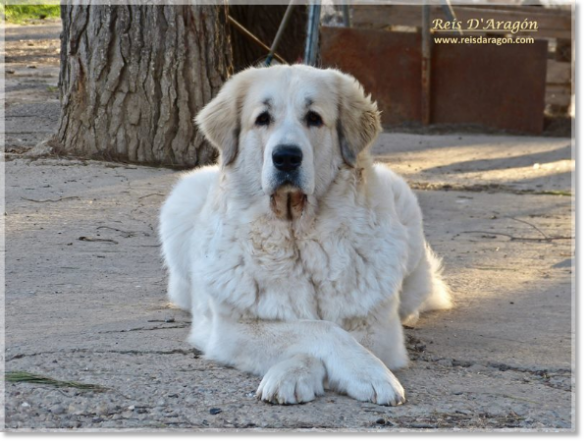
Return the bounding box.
[271,189,306,221]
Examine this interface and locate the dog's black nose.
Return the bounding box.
[272,145,303,172]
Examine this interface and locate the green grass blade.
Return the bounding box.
[5,371,109,392]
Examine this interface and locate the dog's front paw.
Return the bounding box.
[334,358,406,406]
[256,354,326,405]
[344,371,405,406]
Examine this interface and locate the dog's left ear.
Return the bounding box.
[195,69,255,167]
[335,71,382,167]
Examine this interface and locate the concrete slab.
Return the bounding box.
[372,133,572,193]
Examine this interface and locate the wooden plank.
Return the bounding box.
[545,84,572,106]
[352,5,571,40]
[449,4,571,16]
[546,60,572,84]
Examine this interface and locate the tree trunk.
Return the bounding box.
[56,4,232,168]
[229,4,307,72]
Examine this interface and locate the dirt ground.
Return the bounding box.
[1,23,575,432]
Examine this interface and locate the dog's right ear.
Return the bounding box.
[195,70,253,167]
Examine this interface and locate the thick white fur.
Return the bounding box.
[159,65,451,406]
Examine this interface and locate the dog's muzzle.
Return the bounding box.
[270,185,307,221]
[268,145,308,220]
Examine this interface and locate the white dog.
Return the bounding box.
[159,65,451,406]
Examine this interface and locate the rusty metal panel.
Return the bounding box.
[431,41,548,134]
[320,27,548,134]
[320,27,422,125]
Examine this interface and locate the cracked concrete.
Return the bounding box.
[1,23,575,432]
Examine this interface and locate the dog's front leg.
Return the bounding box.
[203,317,405,406]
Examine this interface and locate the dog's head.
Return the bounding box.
[196,65,381,220]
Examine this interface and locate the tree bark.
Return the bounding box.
[229,4,307,72]
[56,4,232,168]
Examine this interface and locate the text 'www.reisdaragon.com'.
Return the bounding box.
[433,36,535,45]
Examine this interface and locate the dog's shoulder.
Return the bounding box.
[165,165,219,210]
[174,165,220,199]
[159,165,220,242]
[369,163,423,227]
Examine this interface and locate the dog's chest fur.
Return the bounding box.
[194,191,409,325]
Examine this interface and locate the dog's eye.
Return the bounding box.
[306,111,323,127]
[255,112,271,126]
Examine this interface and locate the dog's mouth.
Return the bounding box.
[270,185,307,221]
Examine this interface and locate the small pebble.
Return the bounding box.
[209,407,222,415]
[51,405,65,415]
